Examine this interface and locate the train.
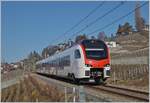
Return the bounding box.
[36,39,111,84]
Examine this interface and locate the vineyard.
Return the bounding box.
[111,48,148,59]
[110,64,149,80]
[1,75,67,102]
[107,64,149,91]
[109,39,149,91]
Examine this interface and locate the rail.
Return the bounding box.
[86,85,149,101]
[36,72,149,102]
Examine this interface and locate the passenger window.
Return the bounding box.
[74,49,81,59]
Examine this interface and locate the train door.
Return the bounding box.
[73,49,81,77]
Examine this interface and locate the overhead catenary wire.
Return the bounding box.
[63,1,105,35]
[87,1,148,36]
[68,1,125,40]
[52,2,105,45]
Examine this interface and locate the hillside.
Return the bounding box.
[108,31,149,90]
[115,32,148,51]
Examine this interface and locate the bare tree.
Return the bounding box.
[97,31,105,41]
[135,1,145,32]
[42,45,59,58]
[75,34,88,43]
[91,36,96,39]
[116,22,133,36]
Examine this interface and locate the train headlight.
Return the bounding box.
[105,64,110,67]
[85,64,92,67]
[104,66,111,78]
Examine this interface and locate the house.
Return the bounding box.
[143,24,149,31]
[105,41,117,48]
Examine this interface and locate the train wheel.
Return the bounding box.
[72,74,80,84]
[75,79,80,85]
[71,74,76,82]
[67,73,71,79]
[94,77,103,85]
[102,78,107,85]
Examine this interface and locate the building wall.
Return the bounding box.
[105,41,117,48]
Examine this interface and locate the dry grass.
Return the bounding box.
[1,69,23,82]
[107,73,149,91]
[1,74,66,102]
[107,64,149,91]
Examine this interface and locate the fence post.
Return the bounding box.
[135,67,137,79]
[121,68,123,80]
[64,87,67,102]
[146,65,149,73]
[127,67,130,79]
[128,65,131,79]
[131,68,134,80]
[73,87,76,102]
[113,71,116,84]
[141,65,144,75]
[36,98,38,102]
[143,65,146,73]
[79,86,86,102]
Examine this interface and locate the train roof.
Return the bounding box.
[36,44,80,65]
[36,39,106,65]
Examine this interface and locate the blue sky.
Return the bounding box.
[1,1,149,63]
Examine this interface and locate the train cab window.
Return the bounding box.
[74,49,81,59]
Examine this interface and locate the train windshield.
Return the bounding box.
[81,40,107,60]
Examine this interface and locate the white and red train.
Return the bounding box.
[36,39,111,84]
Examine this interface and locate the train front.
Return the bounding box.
[80,39,111,84]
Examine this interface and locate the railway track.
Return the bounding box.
[86,85,149,102]
[36,73,149,102]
